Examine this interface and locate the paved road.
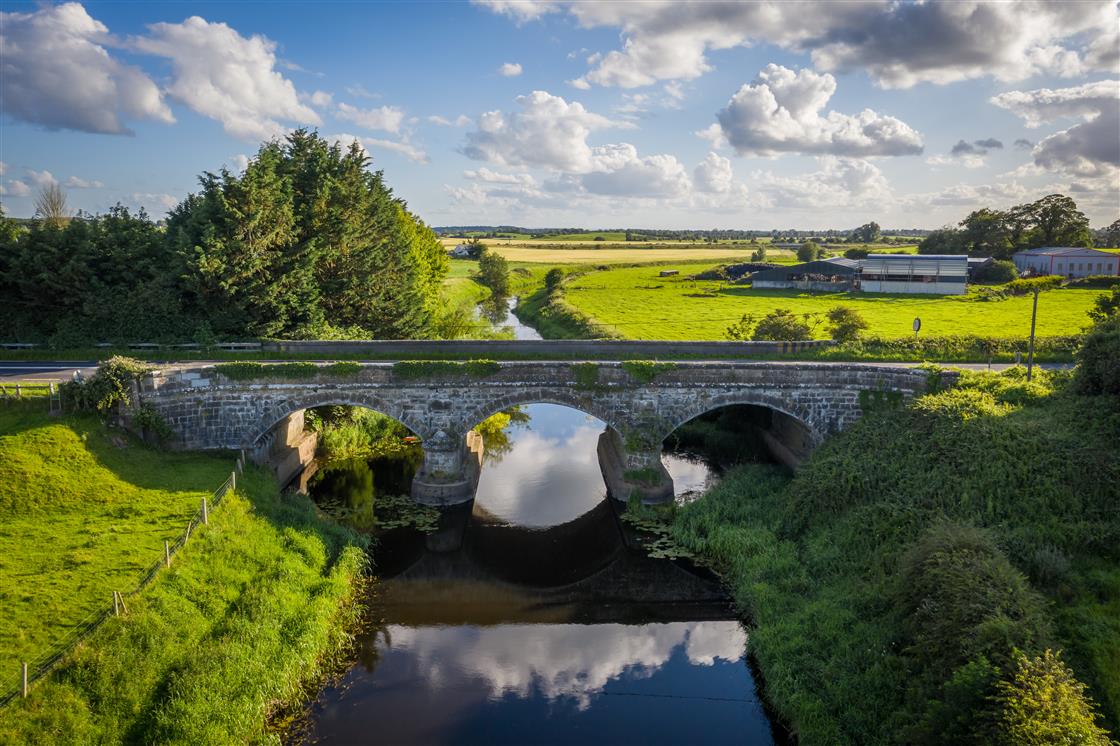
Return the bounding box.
[0,359,1073,382]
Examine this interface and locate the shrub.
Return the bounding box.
[752,308,813,341]
[1074,316,1120,395]
[844,248,870,260]
[826,306,869,343]
[132,403,174,443]
[899,524,1051,679]
[1087,284,1120,323]
[1005,275,1064,295]
[544,267,565,292]
[975,260,1019,284]
[60,356,150,414]
[571,362,601,390]
[994,650,1112,745]
[1067,276,1120,290]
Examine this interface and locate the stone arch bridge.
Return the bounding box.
[137,361,943,505]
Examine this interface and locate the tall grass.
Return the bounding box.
[670,368,1119,743]
[0,404,368,743]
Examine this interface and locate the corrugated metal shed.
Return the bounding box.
[861,254,967,294]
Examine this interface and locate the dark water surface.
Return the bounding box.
[304,404,777,745]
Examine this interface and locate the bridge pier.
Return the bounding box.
[597,429,674,504]
[410,430,484,507]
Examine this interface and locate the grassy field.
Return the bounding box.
[0,404,235,667]
[0,401,367,742]
[558,264,1107,339]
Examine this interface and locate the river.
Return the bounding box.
[300,403,780,744]
[476,295,542,340]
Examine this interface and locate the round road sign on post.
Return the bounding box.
[912,317,921,333]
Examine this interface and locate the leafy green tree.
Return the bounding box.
[848,221,882,244]
[797,241,822,262]
[477,247,510,296]
[919,228,967,254]
[1026,194,1092,248]
[960,208,1014,258]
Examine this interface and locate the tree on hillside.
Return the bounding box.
[1095,218,1120,248]
[920,194,1093,258]
[34,183,69,226]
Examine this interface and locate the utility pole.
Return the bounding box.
[1026,288,1040,381]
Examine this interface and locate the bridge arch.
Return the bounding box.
[244,390,426,448]
[457,387,619,436]
[656,392,823,446]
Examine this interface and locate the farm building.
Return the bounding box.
[1012,247,1119,278]
[750,259,859,291]
[967,257,993,279]
[448,244,472,258]
[860,254,967,295]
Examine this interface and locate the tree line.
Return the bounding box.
[918,193,1117,259]
[0,131,449,345]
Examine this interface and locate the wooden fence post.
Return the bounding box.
[231,470,237,492]
[201,496,208,525]
[164,540,171,568]
[14,384,20,399]
[113,591,120,617]
[21,662,28,698]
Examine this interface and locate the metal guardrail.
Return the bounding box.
[0,462,243,708]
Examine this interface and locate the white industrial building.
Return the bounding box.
[1012,247,1120,278]
[859,254,968,295]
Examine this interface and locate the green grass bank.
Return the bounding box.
[665,368,1119,743]
[0,402,368,743]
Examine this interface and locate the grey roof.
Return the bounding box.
[863,254,967,278]
[751,260,858,281]
[1014,246,1115,257]
[824,256,860,268]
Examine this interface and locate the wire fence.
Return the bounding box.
[0,459,244,708]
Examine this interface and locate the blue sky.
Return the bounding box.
[2,1,1117,228]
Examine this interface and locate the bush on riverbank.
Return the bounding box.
[670,366,1119,744]
[0,404,368,743]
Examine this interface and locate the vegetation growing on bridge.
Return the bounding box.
[213,361,364,381]
[391,359,501,379]
[620,360,676,384]
[571,362,602,391]
[667,360,1119,744]
[0,400,368,742]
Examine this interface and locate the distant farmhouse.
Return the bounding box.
[448,243,472,258]
[1012,247,1120,279]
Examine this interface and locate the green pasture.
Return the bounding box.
[560,264,1108,339]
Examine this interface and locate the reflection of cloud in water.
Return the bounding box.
[475,404,608,526]
[389,621,746,710]
[663,453,718,497]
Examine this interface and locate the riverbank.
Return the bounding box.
[668,367,1119,743]
[0,401,368,743]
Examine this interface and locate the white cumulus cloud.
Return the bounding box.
[715,65,923,157]
[0,2,173,134]
[462,90,625,172]
[336,102,405,133]
[498,62,523,77]
[131,15,320,141]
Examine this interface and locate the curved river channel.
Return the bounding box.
[300,403,781,744]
